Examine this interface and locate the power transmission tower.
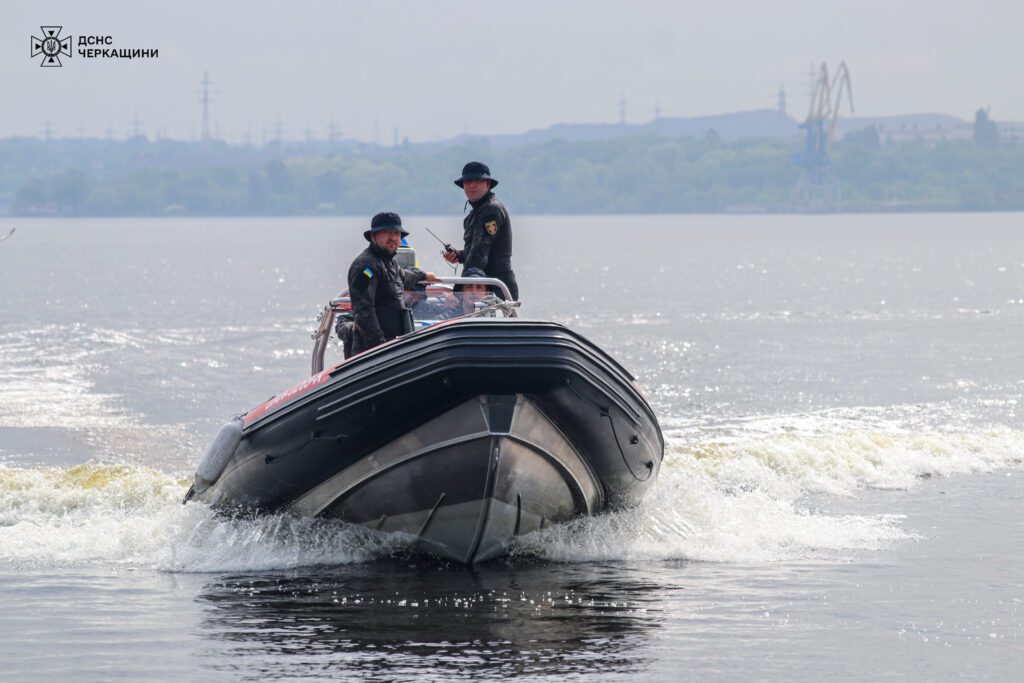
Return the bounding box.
[196,71,217,142]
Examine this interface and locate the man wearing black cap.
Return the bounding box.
[444,161,518,301]
[346,212,439,356]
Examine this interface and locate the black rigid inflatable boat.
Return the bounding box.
[185,279,664,563]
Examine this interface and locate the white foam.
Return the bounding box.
[0,463,406,572]
[3,410,1021,570]
[514,470,911,564]
[516,411,1024,564]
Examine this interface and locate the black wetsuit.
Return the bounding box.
[457,191,518,300]
[346,242,424,356]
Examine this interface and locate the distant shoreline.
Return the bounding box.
[8,205,1024,219]
[5,133,1023,217]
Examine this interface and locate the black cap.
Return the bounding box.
[364,211,410,241]
[454,267,487,292]
[454,161,498,188]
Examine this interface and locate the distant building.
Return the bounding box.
[997,121,1024,144]
[872,121,973,148]
[847,118,1022,148]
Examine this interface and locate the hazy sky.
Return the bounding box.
[4,0,1021,143]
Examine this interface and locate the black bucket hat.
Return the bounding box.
[364,211,410,241]
[454,161,498,188]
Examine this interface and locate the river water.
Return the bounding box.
[1,214,1021,680]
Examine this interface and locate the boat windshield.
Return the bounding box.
[311,276,519,373]
[407,285,505,323]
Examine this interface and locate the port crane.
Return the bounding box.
[793,62,854,208]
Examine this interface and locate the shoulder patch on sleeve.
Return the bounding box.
[484,220,498,235]
[362,268,374,278]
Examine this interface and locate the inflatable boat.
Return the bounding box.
[184,278,663,563]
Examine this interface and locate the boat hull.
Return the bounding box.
[189,320,663,564]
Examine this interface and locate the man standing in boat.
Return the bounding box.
[443,162,519,301]
[346,212,439,356]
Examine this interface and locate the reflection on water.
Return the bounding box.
[196,558,666,680]
[3,216,1024,680]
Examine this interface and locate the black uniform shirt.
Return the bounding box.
[458,191,517,299]
[347,242,424,353]
[459,191,513,276]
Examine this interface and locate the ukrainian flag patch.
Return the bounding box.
[362,268,374,278]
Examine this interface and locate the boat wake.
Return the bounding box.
[3,408,1020,571]
[519,419,1022,563]
[0,463,404,572]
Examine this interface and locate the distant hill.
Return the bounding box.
[448,109,802,148]
[440,110,970,149]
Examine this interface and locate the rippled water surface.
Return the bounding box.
[1,214,1022,680]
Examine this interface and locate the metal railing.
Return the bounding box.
[311,277,519,374]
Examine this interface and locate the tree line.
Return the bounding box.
[7,128,1024,216]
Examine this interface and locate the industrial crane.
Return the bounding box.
[793,62,854,207]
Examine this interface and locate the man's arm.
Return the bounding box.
[348,262,385,345]
[399,267,440,289]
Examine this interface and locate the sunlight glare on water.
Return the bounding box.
[1,215,1022,680]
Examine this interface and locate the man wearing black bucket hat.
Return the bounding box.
[444,161,518,301]
[344,212,439,357]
